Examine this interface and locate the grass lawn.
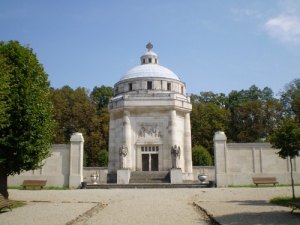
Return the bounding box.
[270,196,300,207]
[228,184,300,188]
[11,200,26,209]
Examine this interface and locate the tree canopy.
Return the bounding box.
[50,86,110,166]
[270,117,300,199]
[0,41,55,198]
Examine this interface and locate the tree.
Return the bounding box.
[279,78,300,116]
[51,86,111,166]
[90,85,114,110]
[192,145,213,166]
[234,101,265,142]
[191,101,229,154]
[0,41,55,198]
[0,54,11,129]
[226,85,280,142]
[269,117,300,199]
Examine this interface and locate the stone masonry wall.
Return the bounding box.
[214,131,300,187]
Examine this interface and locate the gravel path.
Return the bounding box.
[1,187,299,225]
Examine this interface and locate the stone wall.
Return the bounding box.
[8,133,84,189]
[214,131,300,187]
[192,166,215,181]
[8,144,70,187]
[83,167,108,184]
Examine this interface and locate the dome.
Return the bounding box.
[120,64,180,81]
[119,43,180,81]
[142,51,157,56]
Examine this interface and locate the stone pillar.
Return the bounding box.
[122,110,131,169]
[169,110,177,168]
[184,113,192,173]
[69,132,84,189]
[214,131,227,187]
[169,110,176,145]
[108,113,116,173]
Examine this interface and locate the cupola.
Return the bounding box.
[140,43,159,65]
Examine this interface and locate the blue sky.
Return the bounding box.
[1,0,300,96]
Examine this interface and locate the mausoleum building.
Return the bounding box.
[107,43,193,181]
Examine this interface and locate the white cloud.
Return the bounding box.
[265,14,300,43]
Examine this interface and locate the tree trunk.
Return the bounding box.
[0,169,8,199]
[290,157,295,199]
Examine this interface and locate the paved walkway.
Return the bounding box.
[1,187,299,225]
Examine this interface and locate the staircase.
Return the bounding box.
[129,171,170,184]
[86,171,213,189]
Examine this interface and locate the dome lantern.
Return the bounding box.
[140,42,159,65]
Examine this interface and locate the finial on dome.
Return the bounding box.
[146,42,153,51]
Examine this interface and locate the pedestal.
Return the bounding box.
[117,169,130,184]
[170,168,182,184]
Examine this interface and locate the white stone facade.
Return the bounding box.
[108,43,193,181]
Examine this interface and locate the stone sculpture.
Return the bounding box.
[171,145,181,169]
[140,127,146,138]
[119,145,128,169]
[154,125,160,137]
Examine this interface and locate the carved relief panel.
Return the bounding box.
[138,124,161,139]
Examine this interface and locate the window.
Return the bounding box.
[141,146,159,152]
[143,59,145,64]
[148,58,152,63]
[129,83,132,91]
[181,86,184,94]
[167,83,171,91]
[155,59,157,64]
[147,81,152,89]
[115,86,118,94]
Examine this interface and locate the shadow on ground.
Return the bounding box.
[213,210,299,225]
[228,200,274,206]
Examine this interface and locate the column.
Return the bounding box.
[123,110,131,169]
[184,113,192,173]
[168,110,177,168]
[169,110,177,145]
[69,132,84,189]
[108,113,116,173]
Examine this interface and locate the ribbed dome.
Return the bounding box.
[120,64,180,81]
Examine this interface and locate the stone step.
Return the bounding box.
[129,171,170,183]
[86,183,211,189]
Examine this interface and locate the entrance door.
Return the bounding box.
[142,154,149,171]
[142,154,158,171]
[151,154,158,171]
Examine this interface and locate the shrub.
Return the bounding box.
[98,150,108,167]
[192,145,213,166]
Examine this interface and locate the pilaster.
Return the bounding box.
[108,113,116,173]
[214,131,227,187]
[184,113,192,173]
[69,132,84,189]
[123,110,131,169]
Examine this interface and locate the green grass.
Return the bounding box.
[10,200,26,209]
[270,196,300,207]
[228,184,300,188]
[8,186,69,190]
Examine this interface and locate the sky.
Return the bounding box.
[1,0,300,96]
